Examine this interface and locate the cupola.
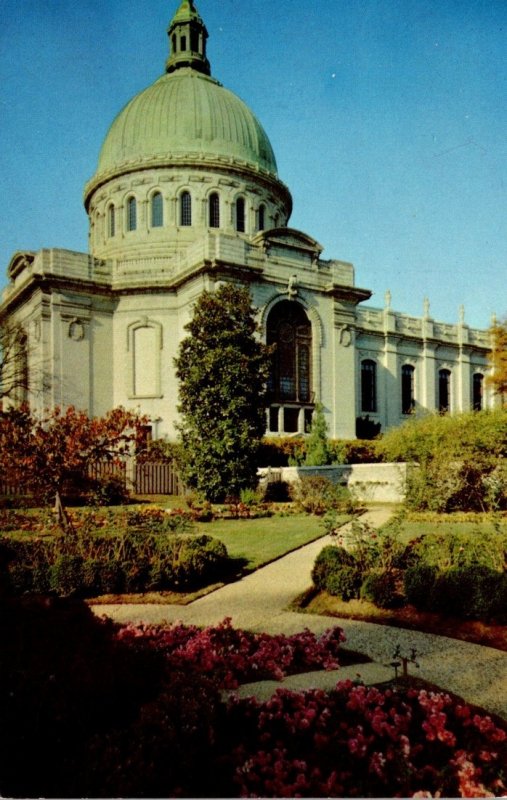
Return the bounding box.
[166,0,210,75]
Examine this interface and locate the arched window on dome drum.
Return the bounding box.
[151,192,163,228]
[438,368,451,413]
[209,193,220,228]
[361,360,377,413]
[127,197,137,232]
[172,34,177,53]
[107,204,115,237]
[258,204,266,232]
[266,301,312,403]
[180,35,187,51]
[401,364,415,414]
[236,197,245,232]
[180,191,192,226]
[473,372,484,411]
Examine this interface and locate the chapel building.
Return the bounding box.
[0,0,493,440]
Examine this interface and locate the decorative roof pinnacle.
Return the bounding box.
[166,0,210,75]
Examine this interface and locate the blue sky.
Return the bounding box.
[1,0,505,329]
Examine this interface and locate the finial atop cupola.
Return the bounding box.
[166,0,211,75]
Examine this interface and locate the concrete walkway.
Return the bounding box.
[93,506,507,721]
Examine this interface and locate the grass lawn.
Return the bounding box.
[196,513,348,570]
[384,510,507,541]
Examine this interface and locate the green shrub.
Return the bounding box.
[489,573,507,623]
[360,570,403,608]
[379,410,507,512]
[83,561,126,595]
[91,475,130,506]
[174,535,228,589]
[122,559,152,593]
[262,480,291,502]
[7,563,33,594]
[430,566,504,619]
[49,555,85,596]
[404,563,439,610]
[326,565,362,600]
[408,530,506,572]
[311,545,356,591]
[291,475,354,515]
[257,437,306,467]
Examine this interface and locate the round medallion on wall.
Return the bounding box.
[68,318,85,341]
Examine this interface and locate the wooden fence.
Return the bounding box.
[0,460,185,497]
[134,461,185,496]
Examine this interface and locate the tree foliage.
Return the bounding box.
[487,317,507,405]
[303,403,332,466]
[378,409,507,511]
[174,285,271,502]
[0,405,146,503]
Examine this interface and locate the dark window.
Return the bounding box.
[209,193,220,228]
[190,30,199,52]
[172,34,177,52]
[284,407,299,433]
[439,368,451,412]
[151,192,163,227]
[401,364,415,414]
[180,191,192,226]
[473,372,484,411]
[181,35,187,51]
[258,204,266,231]
[269,407,279,433]
[127,196,137,231]
[236,197,245,232]
[108,204,115,237]
[267,301,312,403]
[361,360,377,413]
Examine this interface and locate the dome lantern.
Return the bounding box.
[166,0,210,76]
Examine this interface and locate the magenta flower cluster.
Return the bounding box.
[116,617,344,689]
[226,682,506,798]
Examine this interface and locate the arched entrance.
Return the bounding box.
[266,300,314,433]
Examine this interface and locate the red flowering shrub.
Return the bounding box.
[116,618,345,689]
[226,682,506,798]
[2,604,505,798]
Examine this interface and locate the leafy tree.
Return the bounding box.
[487,317,507,406]
[0,405,146,503]
[303,403,332,466]
[174,284,271,502]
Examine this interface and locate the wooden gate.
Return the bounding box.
[134,461,184,496]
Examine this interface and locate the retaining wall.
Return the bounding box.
[258,463,410,503]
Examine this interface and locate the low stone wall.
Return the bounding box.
[258,463,410,503]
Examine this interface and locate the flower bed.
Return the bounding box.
[116,617,344,688]
[225,682,506,798]
[2,600,505,798]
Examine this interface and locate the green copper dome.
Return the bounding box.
[88,69,278,191]
[84,2,287,209]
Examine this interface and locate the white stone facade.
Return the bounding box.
[0,1,494,441]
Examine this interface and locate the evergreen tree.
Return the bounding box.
[174,284,271,502]
[304,403,332,466]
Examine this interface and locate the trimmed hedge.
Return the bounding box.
[1,532,229,598]
[311,545,356,591]
[360,569,403,609]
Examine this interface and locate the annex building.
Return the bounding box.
[0,1,493,441]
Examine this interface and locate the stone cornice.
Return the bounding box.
[84,155,292,214]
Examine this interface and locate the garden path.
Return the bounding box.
[93,506,507,721]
